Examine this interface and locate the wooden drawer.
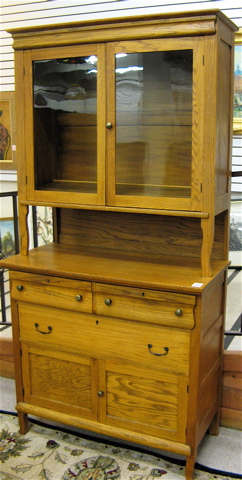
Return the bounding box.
[10,272,92,313]
[18,303,190,374]
[93,283,195,329]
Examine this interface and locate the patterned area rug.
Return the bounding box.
[0,413,239,480]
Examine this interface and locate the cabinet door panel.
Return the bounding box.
[99,361,188,442]
[24,44,106,205]
[106,38,203,211]
[21,344,98,420]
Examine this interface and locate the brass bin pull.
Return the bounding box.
[148,344,169,356]
[35,323,52,335]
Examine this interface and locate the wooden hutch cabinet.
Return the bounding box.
[1,10,237,480]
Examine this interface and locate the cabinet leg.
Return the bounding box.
[18,412,29,435]
[185,453,196,480]
[208,413,220,436]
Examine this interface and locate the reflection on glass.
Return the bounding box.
[33,56,97,193]
[115,50,193,198]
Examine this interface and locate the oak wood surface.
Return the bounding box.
[1,243,229,293]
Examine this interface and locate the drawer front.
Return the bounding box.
[19,303,190,374]
[93,284,195,329]
[11,273,92,313]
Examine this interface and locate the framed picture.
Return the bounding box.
[0,217,16,257]
[234,29,242,134]
[0,91,16,170]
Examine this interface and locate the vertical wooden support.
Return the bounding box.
[201,217,214,277]
[19,204,29,255]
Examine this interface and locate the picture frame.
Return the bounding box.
[0,217,16,257]
[0,91,16,170]
[233,28,242,135]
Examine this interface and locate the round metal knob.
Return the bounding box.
[75,294,83,302]
[97,390,104,397]
[16,285,24,291]
[106,122,113,129]
[104,298,112,306]
[175,308,183,317]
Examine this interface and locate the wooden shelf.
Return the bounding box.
[1,243,229,294]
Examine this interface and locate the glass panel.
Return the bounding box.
[33,56,97,193]
[115,50,193,197]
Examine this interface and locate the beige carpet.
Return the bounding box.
[0,412,240,480]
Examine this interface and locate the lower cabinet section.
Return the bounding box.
[20,342,188,443]
[8,269,227,480]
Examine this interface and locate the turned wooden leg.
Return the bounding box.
[18,412,29,435]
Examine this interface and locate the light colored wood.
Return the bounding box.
[221,351,242,430]
[11,276,92,313]
[220,407,242,430]
[16,401,191,456]
[0,360,15,379]
[1,244,229,293]
[1,11,236,480]
[17,302,190,374]
[10,13,220,50]
[0,339,14,379]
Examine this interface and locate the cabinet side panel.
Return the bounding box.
[216,39,232,198]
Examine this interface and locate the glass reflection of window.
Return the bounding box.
[33,56,97,113]
[115,50,193,198]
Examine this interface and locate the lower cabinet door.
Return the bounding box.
[21,343,99,420]
[98,360,188,443]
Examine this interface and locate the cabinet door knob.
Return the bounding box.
[75,294,83,302]
[175,309,183,317]
[97,390,104,397]
[106,122,113,129]
[104,298,112,306]
[16,285,24,291]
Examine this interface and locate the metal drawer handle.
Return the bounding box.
[35,323,52,335]
[148,344,169,357]
[175,309,183,317]
[16,285,24,291]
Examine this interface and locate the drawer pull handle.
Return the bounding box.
[148,344,169,357]
[75,295,83,302]
[97,390,104,397]
[175,309,183,317]
[35,323,52,335]
[16,285,24,291]
[104,298,112,306]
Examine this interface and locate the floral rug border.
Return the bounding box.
[0,411,241,480]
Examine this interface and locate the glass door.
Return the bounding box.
[25,44,106,205]
[106,38,204,211]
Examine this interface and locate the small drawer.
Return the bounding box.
[18,303,190,375]
[10,272,92,313]
[93,284,195,329]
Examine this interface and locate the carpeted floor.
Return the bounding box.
[0,412,241,480]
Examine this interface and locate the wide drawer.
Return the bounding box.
[18,303,190,374]
[93,283,195,329]
[10,272,92,313]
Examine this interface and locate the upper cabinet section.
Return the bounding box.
[11,10,237,213]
